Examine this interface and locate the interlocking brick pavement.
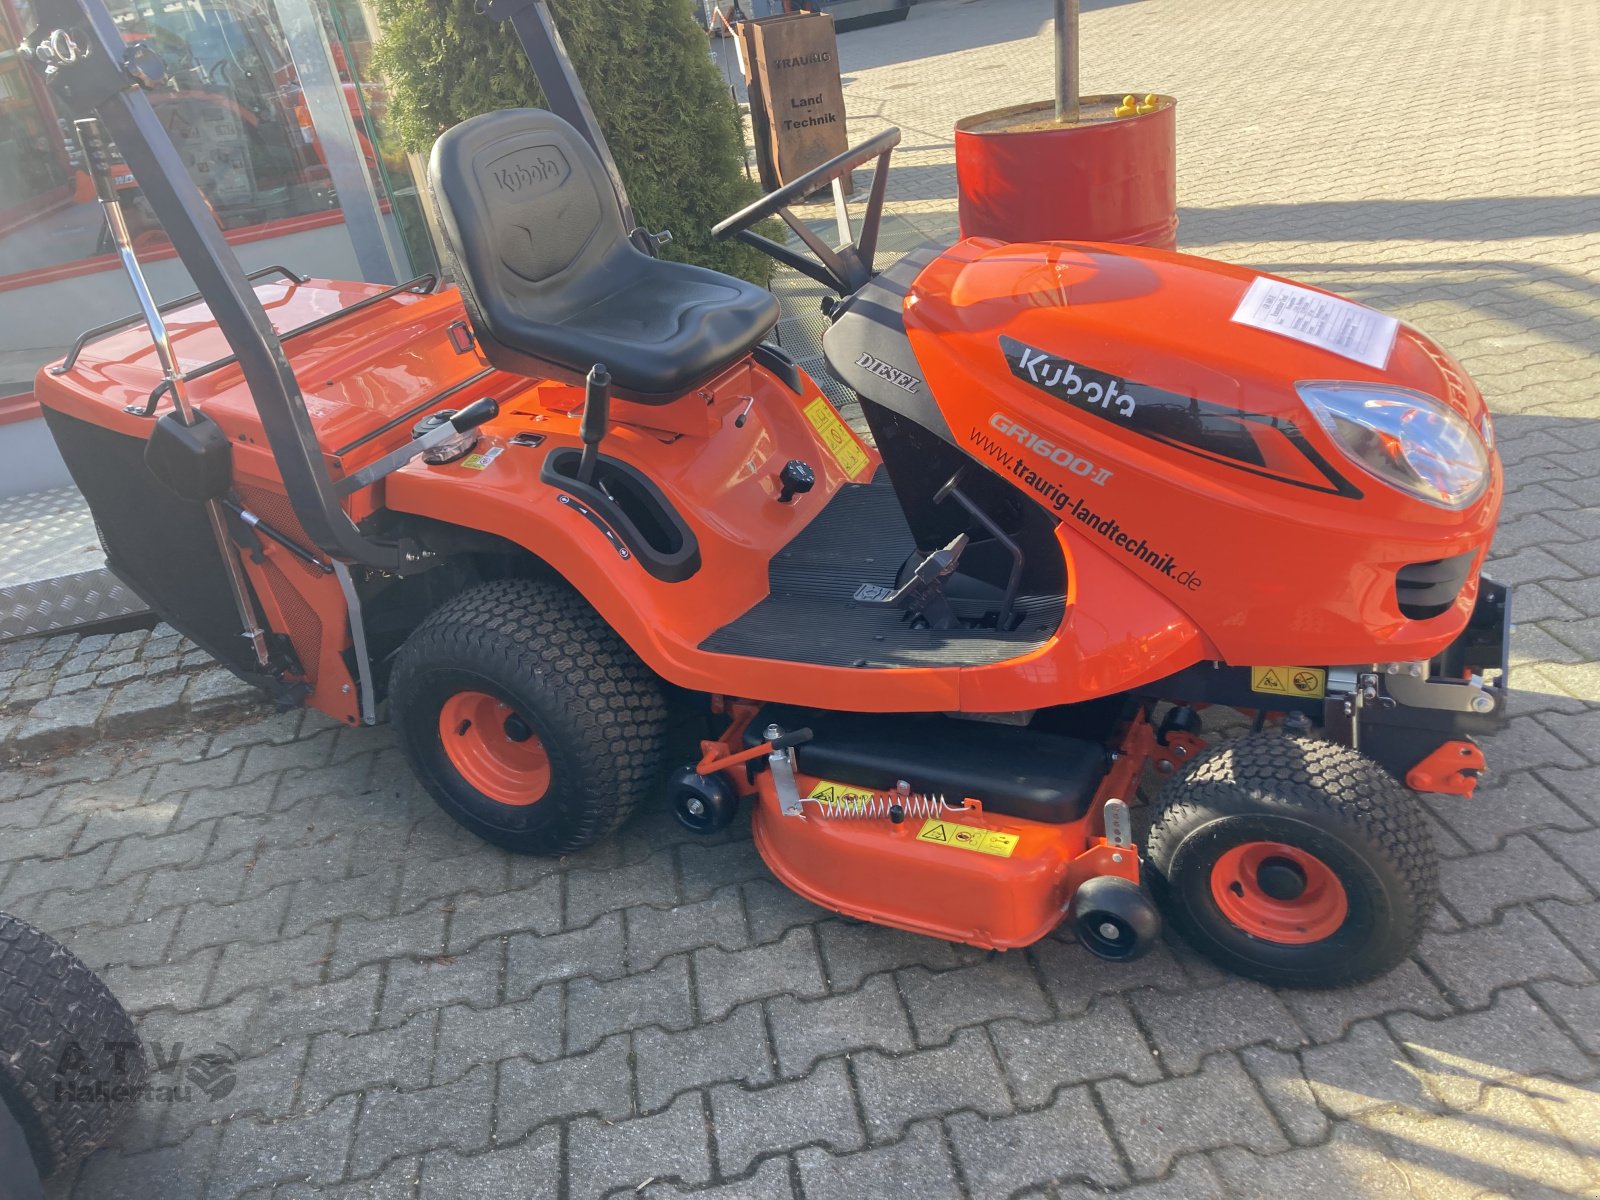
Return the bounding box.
[4,0,1599,1195]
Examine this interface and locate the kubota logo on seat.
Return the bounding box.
[485,146,570,195]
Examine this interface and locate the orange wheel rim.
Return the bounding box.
[1210,841,1348,945]
[438,691,551,806]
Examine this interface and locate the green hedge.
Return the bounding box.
[371,0,770,283]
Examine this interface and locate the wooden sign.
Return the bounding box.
[740,12,851,195]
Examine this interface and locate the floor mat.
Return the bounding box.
[700,472,1063,668]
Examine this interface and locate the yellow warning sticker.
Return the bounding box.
[1250,666,1328,699]
[807,779,878,813]
[916,819,1019,858]
[461,446,504,471]
[803,397,871,481]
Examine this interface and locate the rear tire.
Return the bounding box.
[1144,733,1436,988]
[0,913,147,1178]
[389,578,669,855]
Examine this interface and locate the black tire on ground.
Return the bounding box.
[389,578,670,855]
[0,913,147,1177]
[1144,733,1437,989]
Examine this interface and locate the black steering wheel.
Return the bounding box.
[712,127,901,293]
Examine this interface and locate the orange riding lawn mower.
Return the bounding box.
[24,0,1508,989]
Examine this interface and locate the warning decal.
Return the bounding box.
[461,445,504,471]
[1250,666,1328,699]
[803,397,871,481]
[916,819,1019,858]
[808,780,877,813]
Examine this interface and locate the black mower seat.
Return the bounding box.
[428,109,779,403]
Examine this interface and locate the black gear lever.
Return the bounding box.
[577,363,610,486]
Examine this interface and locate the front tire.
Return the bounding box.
[389,579,669,855]
[1144,733,1436,988]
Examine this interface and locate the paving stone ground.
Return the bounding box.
[5,0,1600,1196]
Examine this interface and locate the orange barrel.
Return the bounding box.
[954,94,1177,250]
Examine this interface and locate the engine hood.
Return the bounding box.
[900,237,1503,667]
[913,238,1486,428]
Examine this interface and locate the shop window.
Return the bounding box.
[0,0,431,284]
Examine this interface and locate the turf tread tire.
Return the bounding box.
[0,912,146,1177]
[390,578,669,855]
[1145,733,1437,988]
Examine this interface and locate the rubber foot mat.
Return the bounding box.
[700,472,1062,668]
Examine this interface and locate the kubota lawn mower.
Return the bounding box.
[24,0,1507,988]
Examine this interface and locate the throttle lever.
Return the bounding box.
[336,397,501,495]
[450,396,499,434]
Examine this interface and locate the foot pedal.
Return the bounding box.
[850,534,968,629]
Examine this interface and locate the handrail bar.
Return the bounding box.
[51,265,308,375]
[131,275,437,418]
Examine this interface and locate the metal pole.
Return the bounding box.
[1054,0,1080,124]
[274,0,405,284]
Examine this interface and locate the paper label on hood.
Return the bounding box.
[1232,277,1399,369]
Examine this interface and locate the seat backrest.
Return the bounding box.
[427,108,629,366]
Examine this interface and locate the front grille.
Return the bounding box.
[1396,552,1475,619]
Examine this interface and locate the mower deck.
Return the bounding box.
[700,469,1064,667]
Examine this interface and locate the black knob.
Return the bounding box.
[778,460,815,504]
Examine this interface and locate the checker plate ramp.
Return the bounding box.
[0,487,149,642]
[0,569,148,643]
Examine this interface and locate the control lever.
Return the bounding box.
[336,396,499,495]
[934,468,1024,631]
[448,397,499,434]
[852,533,969,630]
[765,723,814,816]
[630,227,673,255]
[577,364,610,486]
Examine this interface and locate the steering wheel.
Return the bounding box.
[712,127,901,293]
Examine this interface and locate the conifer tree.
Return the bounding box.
[372,0,768,281]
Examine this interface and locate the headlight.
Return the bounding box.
[1297,382,1489,509]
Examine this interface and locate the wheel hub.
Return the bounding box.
[1210,841,1348,945]
[1255,856,1307,901]
[437,691,551,807]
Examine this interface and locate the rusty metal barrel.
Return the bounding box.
[954,95,1178,251]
